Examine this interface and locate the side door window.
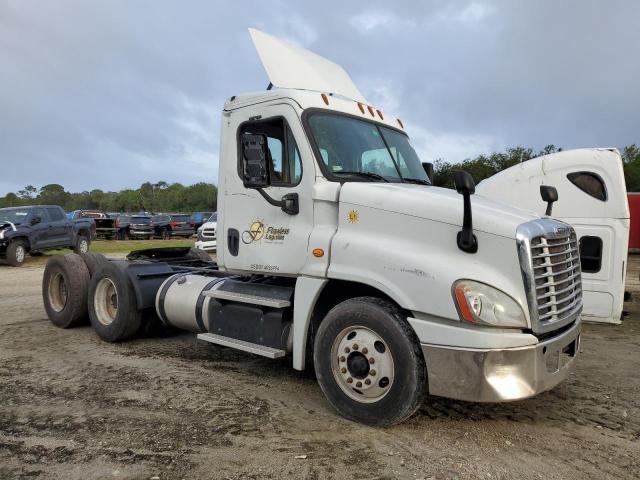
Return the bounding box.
[239,117,302,187]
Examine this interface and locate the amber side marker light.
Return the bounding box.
[312,248,325,258]
[376,110,384,120]
[454,284,475,322]
[397,118,404,129]
[367,106,375,117]
[321,93,329,105]
[357,102,365,114]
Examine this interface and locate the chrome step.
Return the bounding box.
[197,333,286,359]
[202,290,290,308]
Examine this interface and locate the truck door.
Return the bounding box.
[45,207,72,247]
[220,104,314,275]
[29,207,51,250]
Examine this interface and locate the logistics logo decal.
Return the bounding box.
[347,210,359,223]
[242,220,265,244]
[242,219,290,244]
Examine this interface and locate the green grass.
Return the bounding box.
[89,239,194,254]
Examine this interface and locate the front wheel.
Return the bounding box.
[73,235,90,254]
[313,297,426,426]
[6,240,27,267]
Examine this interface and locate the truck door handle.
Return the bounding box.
[227,229,239,256]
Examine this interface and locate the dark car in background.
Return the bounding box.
[190,211,213,230]
[128,215,154,239]
[152,214,195,239]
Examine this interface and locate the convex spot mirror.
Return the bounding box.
[241,133,270,189]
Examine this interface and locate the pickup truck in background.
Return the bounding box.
[68,209,129,240]
[0,205,94,266]
[195,212,217,251]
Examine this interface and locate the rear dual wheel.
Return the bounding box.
[314,297,426,426]
[88,261,141,342]
[42,254,91,328]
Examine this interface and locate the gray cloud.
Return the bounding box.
[1,0,638,195]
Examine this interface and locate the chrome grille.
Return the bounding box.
[202,227,216,239]
[517,220,582,333]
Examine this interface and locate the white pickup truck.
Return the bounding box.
[41,29,582,426]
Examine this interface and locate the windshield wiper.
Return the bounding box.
[336,171,390,182]
[402,178,431,185]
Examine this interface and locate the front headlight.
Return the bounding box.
[452,279,527,328]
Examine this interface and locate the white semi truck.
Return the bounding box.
[41,29,582,426]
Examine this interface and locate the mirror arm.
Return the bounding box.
[457,192,478,253]
[257,189,299,215]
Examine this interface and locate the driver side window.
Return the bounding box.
[239,118,302,187]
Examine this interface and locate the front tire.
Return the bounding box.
[6,240,27,267]
[313,297,426,426]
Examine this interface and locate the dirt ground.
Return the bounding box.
[1,253,639,480]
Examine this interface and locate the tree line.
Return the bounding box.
[0,181,217,213]
[1,144,639,211]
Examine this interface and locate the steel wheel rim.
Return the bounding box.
[94,278,118,326]
[330,326,395,403]
[15,245,25,263]
[48,272,67,312]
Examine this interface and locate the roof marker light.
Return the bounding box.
[397,118,404,129]
[321,93,329,105]
[357,102,365,114]
[376,110,384,120]
[367,106,375,117]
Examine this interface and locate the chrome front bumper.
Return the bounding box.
[421,320,581,402]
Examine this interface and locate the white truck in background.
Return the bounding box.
[41,29,583,426]
[195,213,217,252]
[476,148,629,324]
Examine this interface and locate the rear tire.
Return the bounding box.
[6,240,27,267]
[88,261,141,342]
[42,254,91,328]
[73,235,90,254]
[161,228,171,240]
[313,297,426,426]
[79,252,109,277]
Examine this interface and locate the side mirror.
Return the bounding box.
[453,171,478,253]
[241,133,270,189]
[30,216,41,225]
[540,185,558,216]
[422,162,434,183]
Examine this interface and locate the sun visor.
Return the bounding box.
[249,28,367,103]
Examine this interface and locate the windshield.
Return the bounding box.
[210,212,217,222]
[131,216,151,224]
[171,215,190,222]
[307,112,430,184]
[0,207,31,224]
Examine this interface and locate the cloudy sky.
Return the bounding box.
[1,0,638,195]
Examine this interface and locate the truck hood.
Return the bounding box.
[338,183,538,239]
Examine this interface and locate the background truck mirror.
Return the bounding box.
[241,133,271,189]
